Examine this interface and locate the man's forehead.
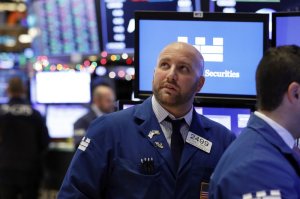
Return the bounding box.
[158,54,193,63]
[159,48,197,61]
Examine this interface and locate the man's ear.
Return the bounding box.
[196,76,205,93]
[152,68,156,83]
[287,82,300,103]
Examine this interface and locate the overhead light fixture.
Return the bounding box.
[0,2,26,11]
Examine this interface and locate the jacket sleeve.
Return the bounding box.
[57,116,115,199]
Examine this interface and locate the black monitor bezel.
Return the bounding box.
[134,11,269,104]
[272,12,300,47]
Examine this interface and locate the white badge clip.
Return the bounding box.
[148,130,160,139]
[154,141,164,149]
[186,132,212,153]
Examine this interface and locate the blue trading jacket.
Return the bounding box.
[58,97,235,199]
[209,114,300,199]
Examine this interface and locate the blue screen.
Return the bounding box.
[46,105,89,138]
[276,16,300,46]
[139,19,264,96]
[194,107,251,136]
[121,102,251,136]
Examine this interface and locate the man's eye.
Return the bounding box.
[179,65,190,73]
[160,62,170,69]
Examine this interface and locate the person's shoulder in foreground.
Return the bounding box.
[209,45,300,199]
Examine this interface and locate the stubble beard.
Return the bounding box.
[152,83,196,108]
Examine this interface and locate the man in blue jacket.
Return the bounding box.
[58,42,235,199]
[209,45,300,199]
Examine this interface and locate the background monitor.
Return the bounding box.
[30,0,100,56]
[117,100,142,110]
[194,105,252,136]
[96,0,200,54]
[32,103,47,116]
[118,100,253,136]
[272,12,300,46]
[134,11,269,102]
[0,69,28,103]
[46,105,89,138]
[31,71,91,104]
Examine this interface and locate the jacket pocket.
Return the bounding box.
[108,158,161,199]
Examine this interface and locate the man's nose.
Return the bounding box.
[166,65,177,81]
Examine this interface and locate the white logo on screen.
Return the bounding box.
[177,37,224,63]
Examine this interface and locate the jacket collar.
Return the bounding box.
[248,114,300,171]
[133,97,213,176]
[248,114,293,154]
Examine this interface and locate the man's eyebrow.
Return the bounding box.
[177,61,191,66]
[159,57,171,62]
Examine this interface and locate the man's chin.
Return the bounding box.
[157,93,179,106]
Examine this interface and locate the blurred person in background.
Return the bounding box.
[73,84,116,147]
[0,77,49,199]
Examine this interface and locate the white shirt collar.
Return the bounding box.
[91,104,104,117]
[254,111,295,149]
[152,95,193,126]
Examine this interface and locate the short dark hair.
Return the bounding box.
[256,45,300,111]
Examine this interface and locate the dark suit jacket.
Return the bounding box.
[59,97,235,199]
[0,98,49,183]
[73,109,97,146]
[209,114,300,199]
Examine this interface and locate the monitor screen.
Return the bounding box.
[32,103,47,116]
[46,105,89,138]
[272,12,300,46]
[135,11,269,101]
[96,0,200,54]
[30,0,100,56]
[194,106,251,136]
[119,100,252,136]
[118,100,142,110]
[0,70,28,103]
[31,71,91,104]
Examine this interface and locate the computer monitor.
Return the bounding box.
[117,100,142,110]
[30,71,91,104]
[118,100,253,136]
[135,11,269,101]
[0,69,28,103]
[194,105,252,136]
[96,0,200,54]
[32,103,47,116]
[30,0,100,56]
[46,105,89,138]
[272,12,300,46]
